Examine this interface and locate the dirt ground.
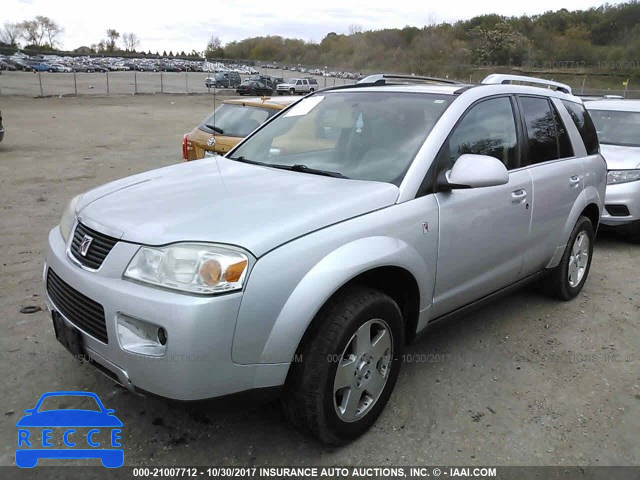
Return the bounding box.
[0,94,638,469]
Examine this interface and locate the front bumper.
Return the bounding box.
[45,227,289,400]
[600,180,640,226]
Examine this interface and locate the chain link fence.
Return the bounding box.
[0,69,357,97]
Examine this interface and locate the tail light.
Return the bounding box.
[182,134,189,161]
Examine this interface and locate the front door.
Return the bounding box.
[431,96,533,317]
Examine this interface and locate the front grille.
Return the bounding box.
[605,204,630,217]
[46,269,108,344]
[70,223,118,269]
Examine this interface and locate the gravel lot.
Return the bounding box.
[0,94,638,469]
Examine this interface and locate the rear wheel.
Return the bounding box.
[282,286,404,444]
[544,215,594,300]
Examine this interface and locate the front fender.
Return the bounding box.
[232,236,432,365]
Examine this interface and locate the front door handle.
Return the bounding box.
[511,189,527,204]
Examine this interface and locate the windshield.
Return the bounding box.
[200,103,278,138]
[229,91,452,184]
[589,109,640,147]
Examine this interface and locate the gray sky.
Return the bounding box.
[2,0,625,54]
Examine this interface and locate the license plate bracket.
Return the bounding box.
[52,311,88,362]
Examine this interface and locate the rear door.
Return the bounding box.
[516,96,583,273]
[431,96,533,317]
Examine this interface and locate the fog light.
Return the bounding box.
[117,313,167,356]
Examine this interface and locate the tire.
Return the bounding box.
[282,286,404,444]
[309,88,315,93]
[289,88,295,95]
[544,215,595,300]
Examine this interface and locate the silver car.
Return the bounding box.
[45,74,606,444]
[585,99,640,242]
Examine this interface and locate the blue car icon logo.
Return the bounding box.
[16,391,123,468]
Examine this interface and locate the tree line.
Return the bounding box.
[3,2,640,76]
[214,1,640,76]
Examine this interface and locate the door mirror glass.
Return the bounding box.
[438,154,509,189]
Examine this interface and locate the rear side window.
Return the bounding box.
[552,104,574,158]
[520,96,573,164]
[561,100,599,155]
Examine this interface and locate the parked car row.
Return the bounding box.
[0,53,212,73]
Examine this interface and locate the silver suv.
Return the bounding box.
[585,99,640,242]
[45,74,606,444]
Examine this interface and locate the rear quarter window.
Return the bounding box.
[561,100,599,155]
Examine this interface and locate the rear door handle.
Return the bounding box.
[569,175,581,187]
[511,189,527,204]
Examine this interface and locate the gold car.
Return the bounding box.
[182,97,297,161]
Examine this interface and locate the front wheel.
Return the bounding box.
[282,286,404,444]
[289,88,295,95]
[544,215,595,300]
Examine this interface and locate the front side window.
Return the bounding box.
[443,96,518,170]
[230,92,452,185]
[200,104,275,137]
[588,109,640,147]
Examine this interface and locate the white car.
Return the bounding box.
[585,99,640,242]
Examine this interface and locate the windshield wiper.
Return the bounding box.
[286,164,348,178]
[227,157,348,179]
[205,124,224,134]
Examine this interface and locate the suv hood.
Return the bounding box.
[78,157,398,257]
[600,144,640,170]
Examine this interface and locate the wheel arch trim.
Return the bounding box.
[257,236,430,365]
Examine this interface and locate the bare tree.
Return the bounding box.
[122,32,140,52]
[205,35,223,59]
[41,17,63,48]
[20,19,44,47]
[18,16,61,48]
[106,29,120,52]
[0,22,22,46]
[348,24,363,35]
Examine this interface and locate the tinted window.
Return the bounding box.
[445,96,518,170]
[587,109,640,147]
[520,96,559,164]
[562,100,599,154]
[552,103,574,158]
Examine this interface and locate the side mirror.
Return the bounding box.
[437,154,509,190]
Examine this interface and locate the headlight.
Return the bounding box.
[124,243,250,294]
[59,194,82,243]
[607,169,640,185]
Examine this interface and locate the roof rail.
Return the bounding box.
[357,73,462,86]
[481,74,572,94]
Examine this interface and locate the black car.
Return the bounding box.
[0,110,5,143]
[205,71,242,88]
[249,74,279,89]
[236,80,273,96]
